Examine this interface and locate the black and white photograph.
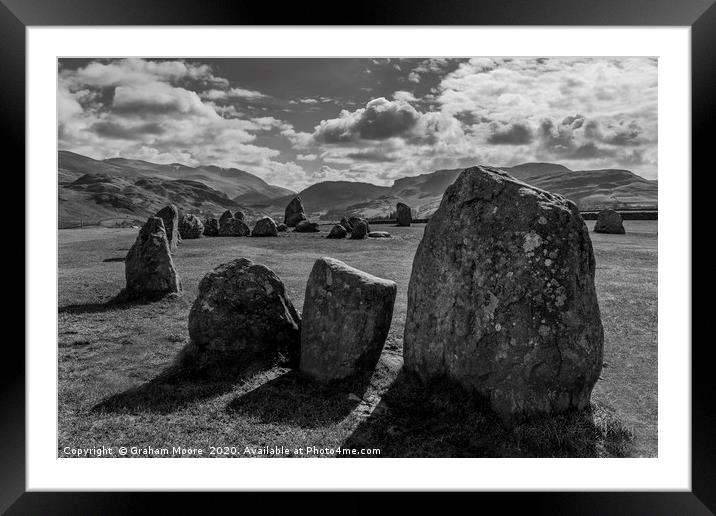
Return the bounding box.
[57,56,658,459]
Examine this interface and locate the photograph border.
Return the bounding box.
[5,0,711,512]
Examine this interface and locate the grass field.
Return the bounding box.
[58,220,657,458]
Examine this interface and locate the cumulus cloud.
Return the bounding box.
[312,98,422,143]
[112,82,217,118]
[60,58,221,89]
[486,122,533,145]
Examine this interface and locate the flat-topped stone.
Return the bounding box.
[300,257,397,382]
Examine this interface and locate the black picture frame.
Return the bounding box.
[3,0,711,513]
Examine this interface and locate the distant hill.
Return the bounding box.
[58,151,657,227]
[260,162,657,220]
[57,151,293,228]
[269,181,391,220]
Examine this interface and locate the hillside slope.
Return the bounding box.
[57,151,291,227]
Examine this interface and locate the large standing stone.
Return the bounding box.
[178,258,301,374]
[178,214,204,239]
[156,205,180,252]
[203,217,219,236]
[284,196,307,227]
[300,257,397,381]
[251,216,278,237]
[294,220,319,233]
[350,220,368,239]
[326,224,348,239]
[124,217,181,298]
[594,209,626,234]
[218,217,250,236]
[396,202,412,226]
[403,165,603,424]
[348,216,370,234]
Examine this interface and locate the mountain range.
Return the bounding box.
[266,162,657,220]
[57,150,657,228]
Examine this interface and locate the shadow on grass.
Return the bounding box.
[226,370,371,428]
[59,292,184,315]
[342,371,635,458]
[90,364,247,415]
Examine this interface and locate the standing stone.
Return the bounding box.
[219,210,234,227]
[294,220,320,233]
[203,217,219,236]
[594,209,626,234]
[284,196,307,227]
[396,202,412,226]
[348,216,370,234]
[124,217,181,298]
[300,257,396,381]
[403,165,603,424]
[340,217,353,232]
[368,231,391,238]
[350,220,368,239]
[178,258,301,374]
[156,205,180,253]
[251,216,278,237]
[178,214,204,239]
[218,217,250,236]
[326,224,348,239]
[234,210,245,221]
[277,223,288,232]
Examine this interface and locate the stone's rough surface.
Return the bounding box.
[276,223,288,232]
[124,217,181,298]
[284,196,307,227]
[178,214,204,239]
[369,231,391,238]
[300,257,397,381]
[203,218,219,236]
[234,210,245,221]
[594,209,626,234]
[396,202,412,226]
[348,216,370,234]
[218,217,250,237]
[340,217,353,232]
[326,224,348,239]
[219,210,234,227]
[155,205,180,252]
[403,165,603,423]
[180,258,301,374]
[294,220,320,233]
[251,216,278,237]
[350,220,368,239]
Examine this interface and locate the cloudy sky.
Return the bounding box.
[58,57,657,190]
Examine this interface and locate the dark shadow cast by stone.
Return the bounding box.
[226,370,372,428]
[58,292,184,315]
[342,370,635,458]
[90,365,244,415]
